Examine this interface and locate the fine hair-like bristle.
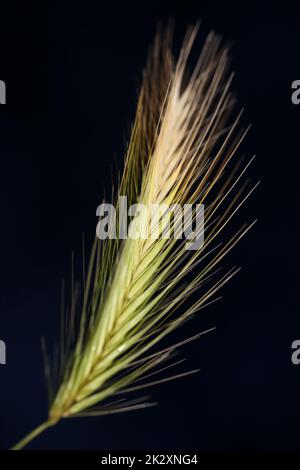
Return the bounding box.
[11,24,257,450]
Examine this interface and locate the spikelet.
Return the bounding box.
[12,24,257,449]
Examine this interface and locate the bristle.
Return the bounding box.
[11,25,257,450]
[47,25,256,422]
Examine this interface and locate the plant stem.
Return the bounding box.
[11,419,56,450]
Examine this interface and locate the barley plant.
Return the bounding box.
[12,24,257,449]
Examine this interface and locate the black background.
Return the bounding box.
[0,0,299,451]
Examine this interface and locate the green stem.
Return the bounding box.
[11,419,55,450]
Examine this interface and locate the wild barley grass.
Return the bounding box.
[11,24,257,450]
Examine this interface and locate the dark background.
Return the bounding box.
[0,0,299,450]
